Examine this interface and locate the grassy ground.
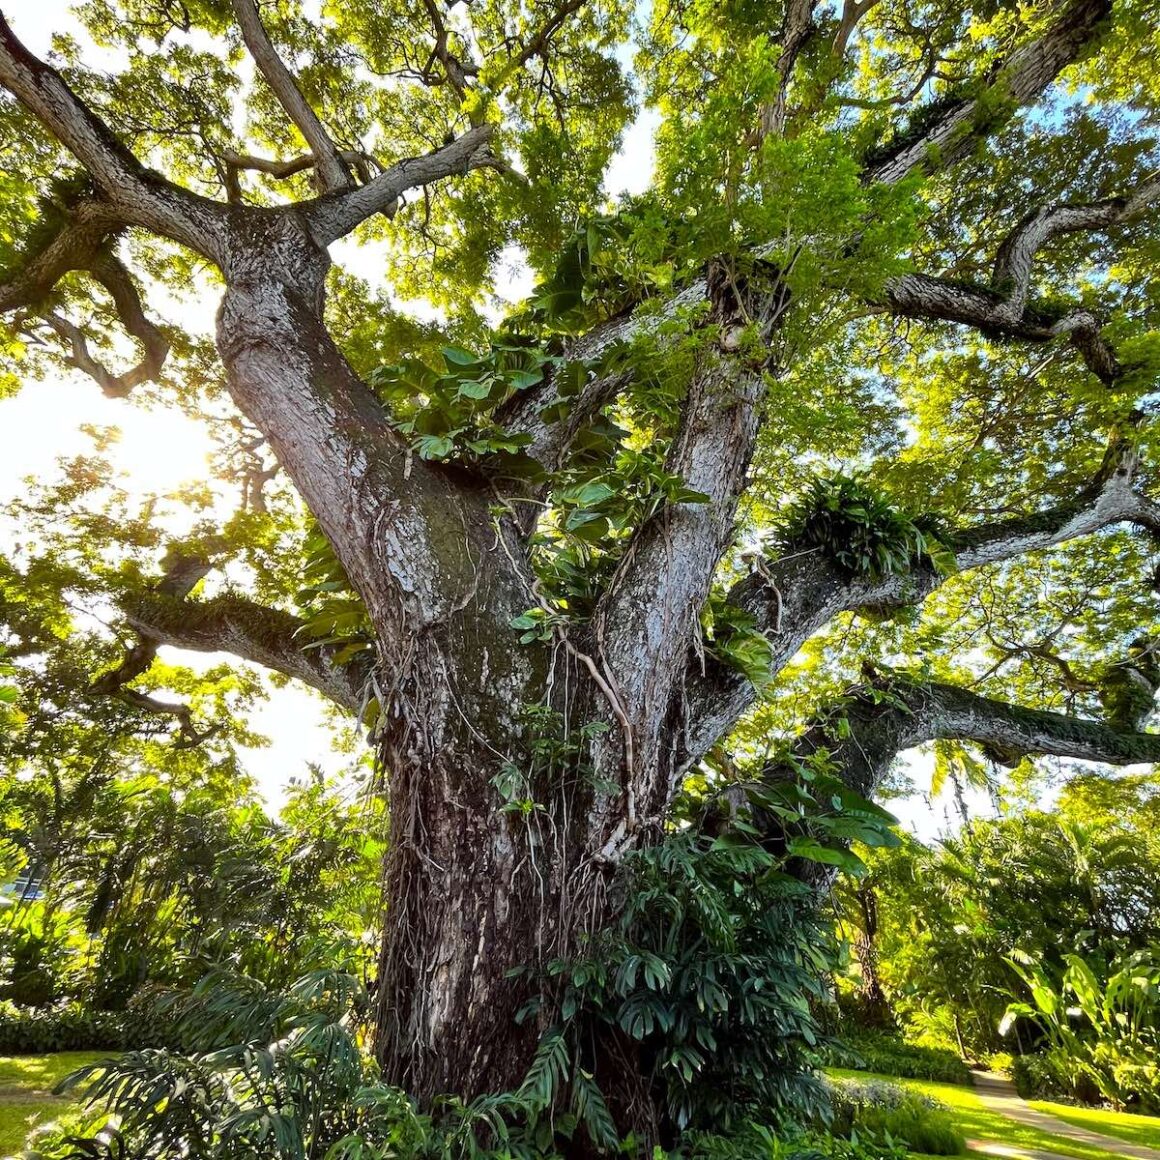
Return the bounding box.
[829,1069,1136,1160]
[1029,1101,1160,1150]
[0,1052,109,1157]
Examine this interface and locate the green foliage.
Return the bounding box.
[826,1077,965,1155]
[1003,948,1160,1112]
[0,766,385,1019]
[778,475,956,582]
[837,786,1160,1059]
[28,971,574,1160]
[515,831,836,1138]
[370,341,547,470]
[745,758,902,878]
[295,525,375,670]
[820,1032,971,1086]
[700,598,775,689]
[0,1000,176,1055]
[667,1122,910,1160]
[1010,1052,1070,1102]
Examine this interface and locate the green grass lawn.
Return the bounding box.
[829,1068,1138,1160]
[1029,1101,1160,1150]
[0,1052,110,1157]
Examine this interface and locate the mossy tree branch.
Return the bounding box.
[883,172,1160,385]
[684,443,1160,768]
[782,672,1160,802]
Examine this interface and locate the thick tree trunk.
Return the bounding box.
[371,641,552,1098]
[374,736,546,1097]
[370,641,629,1103]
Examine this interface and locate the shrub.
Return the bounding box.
[1011,1051,1089,1102]
[0,995,182,1054]
[1004,949,1160,1111]
[672,1123,910,1159]
[827,1078,965,1156]
[820,1030,971,1084]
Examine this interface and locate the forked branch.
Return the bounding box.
[229,0,354,193]
[684,442,1160,767]
[884,173,1160,384]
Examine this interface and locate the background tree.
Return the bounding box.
[841,774,1160,1056]
[4,0,1160,1148]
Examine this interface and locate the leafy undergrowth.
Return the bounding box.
[822,1032,972,1085]
[0,1053,108,1157]
[828,1070,1133,1160]
[1028,1101,1160,1149]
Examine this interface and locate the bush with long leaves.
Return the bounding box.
[27,970,545,1160]
[1002,948,1160,1111]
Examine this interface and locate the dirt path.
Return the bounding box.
[970,1071,1160,1160]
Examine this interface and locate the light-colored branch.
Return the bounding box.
[0,15,225,256]
[866,0,1112,186]
[594,263,792,801]
[760,0,817,138]
[832,0,883,60]
[228,0,353,194]
[303,124,496,244]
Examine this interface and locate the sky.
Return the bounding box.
[0,1,987,839]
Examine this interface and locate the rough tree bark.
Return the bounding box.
[3,0,1159,1143]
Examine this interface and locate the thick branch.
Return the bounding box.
[883,173,1160,384]
[0,15,224,256]
[590,266,794,827]
[419,0,476,100]
[685,447,1160,766]
[832,0,883,61]
[0,199,124,312]
[786,675,1160,801]
[304,125,496,244]
[229,0,353,194]
[124,591,369,715]
[95,547,366,719]
[865,0,1112,186]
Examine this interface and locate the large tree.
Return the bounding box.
[4,0,1160,1141]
